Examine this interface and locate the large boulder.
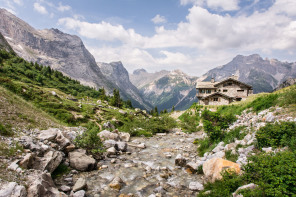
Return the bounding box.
[38,128,71,149]
[0,182,26,197]
[203,158,240,182]
[27,171,67,197]
[34,150,63,173]
[98,130,119,141]
[69,149,96,171]
[38,128,59,141]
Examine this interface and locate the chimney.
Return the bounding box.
[211,77,215,83]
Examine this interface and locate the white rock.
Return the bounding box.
[262,147,273,153]
[0,182,26,197]
[189,181,204,191]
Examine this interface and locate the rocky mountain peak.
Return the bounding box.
[133,68,147,75]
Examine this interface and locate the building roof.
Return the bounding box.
[214,78,252,89]
[200,92,234,100]
[196,76,252,89]
[196,81,217,89]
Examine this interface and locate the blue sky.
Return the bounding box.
[1,0,296,76]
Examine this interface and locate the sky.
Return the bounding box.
[1,0,296,76]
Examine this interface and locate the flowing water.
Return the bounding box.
[75,131,204,197]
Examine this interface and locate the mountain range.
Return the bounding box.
[200,54,296,93]
[1,8,296,111]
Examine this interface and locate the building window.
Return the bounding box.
[206,89,211,94]
[200,89,205,93]
[237,90,244,92]
[223,89,228,92]
[213,98,218,101]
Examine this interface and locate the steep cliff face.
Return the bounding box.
[97,62,152,110]
[0,8,113,91]
[0,32,15,53]
[202,54,296,93]
[130,69,197,111]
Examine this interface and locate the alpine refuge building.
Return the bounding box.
[196,75,253,105]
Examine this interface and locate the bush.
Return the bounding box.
[256,122,296,151]
[198,171,244,197]
[244,151,296,196]
[201,109,236,141]
[75,123,104,155]
[199,150,296,197]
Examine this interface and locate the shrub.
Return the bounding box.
[75,123,104,154]
[198,171,244,197]
[256,122,296,151]
[201,109,236,141]
[244,151,296,196]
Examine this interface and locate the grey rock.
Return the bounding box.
[189,181,204,191]
[233,183,258,197]
[103,140,116,149]
[27,171,67,197]
[98,130,119,141]
[60,185,71,192]
[0,182,26,197]
[69,149,96,171]
[73,178,87,192]
[73,190,86,197]
[107,147,117,156]
[19,153,34,169]
[38,128,58,141]
[36,150,63,173]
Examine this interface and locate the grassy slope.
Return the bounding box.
[0,86,60,130]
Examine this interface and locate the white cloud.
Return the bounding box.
[58,17,146,46]
[151,14,167,24]
[206,0,239,11]
[59,0,296,76]
[33,2,48,15]
[13,0,23,6]
[57,2,71,12]
[180,0,239,11]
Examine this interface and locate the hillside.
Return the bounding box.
[0,9,152,110]
[201,54,296,93]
